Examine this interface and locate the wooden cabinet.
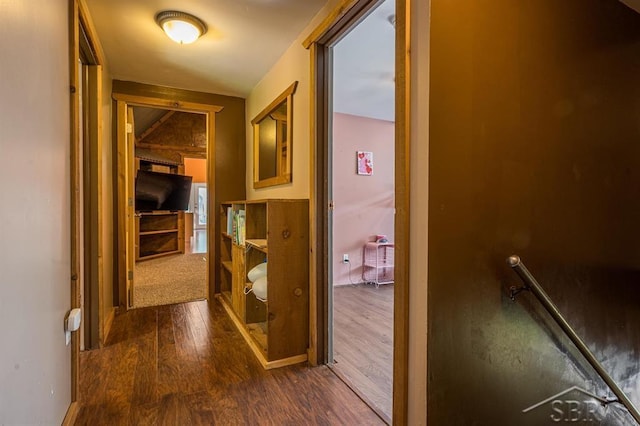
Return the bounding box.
[219,199,309,369]
[134,153,186,261]
[136,212,185,261]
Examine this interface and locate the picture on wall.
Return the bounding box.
[357,151,373,176]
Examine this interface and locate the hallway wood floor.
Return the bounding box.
[76,299,383,425]
[332,284,393,422]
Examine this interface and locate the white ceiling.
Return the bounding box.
[85,0,395,121]
[333,0,395,122]
[85,0,327,97]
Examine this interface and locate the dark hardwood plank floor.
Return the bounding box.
[332,284,393,423]
[76,299,383,425]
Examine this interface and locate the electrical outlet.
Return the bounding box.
[343,254,349,263]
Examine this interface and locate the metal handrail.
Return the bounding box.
[507,255,640,424]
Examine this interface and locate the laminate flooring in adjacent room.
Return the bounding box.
[75,299,383,426]
[332,283,394,423]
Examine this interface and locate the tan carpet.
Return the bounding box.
[134,253,207,308]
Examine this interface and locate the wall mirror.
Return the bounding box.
[252,81,298,189]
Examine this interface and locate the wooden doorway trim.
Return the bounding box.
[68,0,81,418]
[67,0,106,421]
[112,89,223,310]
[305,0,411,424]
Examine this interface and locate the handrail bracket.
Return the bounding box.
[509,284,530,301]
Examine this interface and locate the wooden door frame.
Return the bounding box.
[67,0,106,422]
[304,0,411,423]
[81,64,104,349]
[112,91,222,310]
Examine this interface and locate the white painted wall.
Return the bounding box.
[0,0,72,423]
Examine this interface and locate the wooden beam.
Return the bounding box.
[135,141,207,153]
[112,80,238,107]
[112,92,223,114]
[137,110,175,142]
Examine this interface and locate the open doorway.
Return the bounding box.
[130,107,208,308]
[112,92,222,311]
[185,158,208,255]
[328,0,396,422]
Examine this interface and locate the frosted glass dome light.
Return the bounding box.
[156,11,207,45]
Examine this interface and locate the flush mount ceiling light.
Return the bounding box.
[155,10,207,44]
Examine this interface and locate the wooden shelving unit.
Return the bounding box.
[218,199,309,369]
[136,212,185,261]
[134,153,186,262]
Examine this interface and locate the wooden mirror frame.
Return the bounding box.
[252,81,297,189]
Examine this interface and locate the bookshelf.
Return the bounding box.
[218,199,309,369]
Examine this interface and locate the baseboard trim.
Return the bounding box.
[216,295,307,370]
[62,401,80,426]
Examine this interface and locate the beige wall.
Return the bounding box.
[245,1,429,422]
[243,1,343,200]
[0,0,72,423]
[332,113,395,286]
[245,42,311,199]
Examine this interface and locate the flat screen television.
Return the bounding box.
[135,170,193,212]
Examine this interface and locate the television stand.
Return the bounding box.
[135,211,185,261]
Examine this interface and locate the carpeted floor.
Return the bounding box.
[134,253,207,308]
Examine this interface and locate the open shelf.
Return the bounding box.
[245,239,268,253]
[139,229,179,236]
[218,199,309,368]
[136,212,184,261]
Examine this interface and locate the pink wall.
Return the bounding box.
[332,113,394,286]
